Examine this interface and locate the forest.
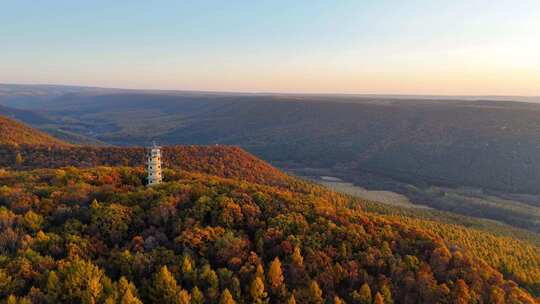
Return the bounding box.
[0,145,291,188]
[0,115,539,302]
[0,162,538,303]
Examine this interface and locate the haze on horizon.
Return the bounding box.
[1,1,539,96]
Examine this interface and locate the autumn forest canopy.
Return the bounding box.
[0,115,538,303]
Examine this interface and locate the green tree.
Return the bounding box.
[22,210,43,232]
[191,287,205,304]
[351,283,372,304]
[379,284,393,304]
[118,276,143,304]
[90,202,132,244]
[0,269,15,298]
[150,266,180,304]
[45,271,60,302]
[230,277,241,300]
[199,264,219,301]
[59,257,105,304]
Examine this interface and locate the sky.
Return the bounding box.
[1,0,539,95]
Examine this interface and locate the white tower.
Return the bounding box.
[147,143,162,186]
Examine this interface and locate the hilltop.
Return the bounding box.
[0,145,291,187]
[0,115,70,147]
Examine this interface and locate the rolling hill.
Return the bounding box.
[0,145,292,187]
[3,86,540,232]
[4,89,540,195]
[0,115,70,147]
[0,120,539,301]
[0,163,538,303]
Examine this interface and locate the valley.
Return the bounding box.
[3,85,540,235]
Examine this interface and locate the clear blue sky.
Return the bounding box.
[1,1,539,95]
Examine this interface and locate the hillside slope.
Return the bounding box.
[0,115,70,147]
[0,145,292,187]
[0,167,537,303]
[0,105,52,125]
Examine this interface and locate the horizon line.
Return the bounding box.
[1,82,539,100]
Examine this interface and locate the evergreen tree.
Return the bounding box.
[104,296,116,304]
[307,281,324,304]
[379,284,393,304]
[18,297,32,304]
[220,288,236,304]
[60,257,104,304]
[118,276,139,298]
[191,287,205,304]
[291,246,304,266]
[120,289,143,304]
[334,296,345,304]
[250,276,268,304]
[150,266,180,304]
[267,257,285,294]
[45,271,60,303]
[181,255,194,285]
[287,294,297,304]
[200,265,219,301]
[231,277,242,300]
[374,292,385,304]
[256,264,265,278]
[117,277,143,304]
[7,295,17,304]
[177,289,191,304]
[352,283,372,304]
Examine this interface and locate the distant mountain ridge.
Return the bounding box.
[1,83,539,104]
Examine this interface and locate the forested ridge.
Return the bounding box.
[0,115,539,302]
[356,200,540,297]
[0,116,69,147]
[0,165,538,303]
[0,145,292,188]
